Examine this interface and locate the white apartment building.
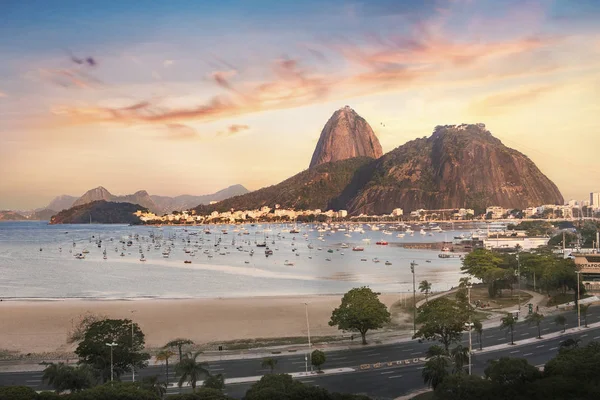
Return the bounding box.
[391,208,403,217]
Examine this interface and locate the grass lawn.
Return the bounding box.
[444,284,532,311]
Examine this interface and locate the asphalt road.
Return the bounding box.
[2,309,599,399]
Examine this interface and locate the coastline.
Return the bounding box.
[0,293,404,355]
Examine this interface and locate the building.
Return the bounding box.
[486,206,507,219]
[483,235,549,251]
[337,210,348,218]
[591,193,600,208]
[391,208,403,217]
[573,252,600,292]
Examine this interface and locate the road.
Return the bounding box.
[1,309,598,399]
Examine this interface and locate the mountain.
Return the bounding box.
[344,124,563,214]
[195,122,563,216]
[49,201,145,224]
[47,195,78,212]
[309,106,383,168]
[194,158,373,214]
[30,209,57,221]
[151,184,250,214]
[0,210,27,221]
[72,187,158,213]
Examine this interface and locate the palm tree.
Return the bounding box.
[425,345,447,358]
[554,315,567,333]
[450,345,469,374]
[42,362,66,394]
[422,354,450,389]
[261,357,278,374]
[175,351,209,393]
[164,338,194,362]
[525,312,544,339]
[419,280,432,303]
[473,320,483,351]
[141,375,167,398]
[580,304,590,328]
[155,349,176,386]
[42,363,94,394]
[500,314,517,345]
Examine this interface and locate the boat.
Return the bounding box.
[375,241,388,245]
[325,258,331,261]
[372,258,380,263]
[385,261,392,265]
[284,260,294,266]
[75,253,85,259]
[289,229,300,234]
[256,242,267,247]
[120,252,125,257]
[361,258,367,261]
[140,254,146,261]
[327,249,334,253]
[184,260,192,264]
[352,246,364,251]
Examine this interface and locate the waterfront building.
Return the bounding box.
[573,252,600,292]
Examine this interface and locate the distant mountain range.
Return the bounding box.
[196,108,563,216]
[45,184,249,215]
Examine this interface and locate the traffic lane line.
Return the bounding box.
[388,375,403,379]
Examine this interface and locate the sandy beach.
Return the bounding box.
[0,294,402,355]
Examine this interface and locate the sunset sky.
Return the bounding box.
[1,0,599,209]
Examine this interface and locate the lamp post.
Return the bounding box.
[410,261,418,335]
[516,252,521,312]
[106,342,117,383]
[131,310,136,382]
[576,271,581,329]
[304,302,312,373]
[465,284,473,375]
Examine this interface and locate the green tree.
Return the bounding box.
[244,374,304,400]
[554,315,567,333]
[0,386,40,400]
[42,362,95,394]
[66,382,159,400]
[311,350,326,372]
[329,287,391,345]
[74,319,150,382]
[155,349,175,386]
[461,249,504,281]
[580,304,590,327]
[261,358,278,374]
[419,280,432,303]
[525,312,545,339]
[450,345,469,374]
[165,338,195,362]
[175,351,209,393]
[484,357,542,385]
[414,297,470,352]
[545,342,600,384]
[203,373,225,390]
[141,375,167,398]
[422,351,451,389]
[433,374,492,400]
[559,338,581,352]
[473,320,483,351]
[67,311,108,344]
[500,314,517,345]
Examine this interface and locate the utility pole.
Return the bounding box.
[576,271,581,329]
[410,261,418,335]
[516,252,521,312]
[304,302,312,373]
[466,285,473,375]
[106,342,117,383]
[131,310,136,382]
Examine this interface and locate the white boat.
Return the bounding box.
[341,243,349,248]
[284,260,295,266]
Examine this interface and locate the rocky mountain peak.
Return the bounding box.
[309,106,383,169]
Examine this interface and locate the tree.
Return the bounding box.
[329,287,391,345]
[261,357,278,374]
[580,304,590,327]
[203,373,225,390]
[74,318,150,382]
[460,249,504,281]
[434,374,492,400]
[244,374,304,400]
[559,338,581,352]
[165,338,195,362]
[175,351,209,393]
[554,315,567,333]
[311,350,326,372]
[500,314,517,345]
[473,320,483,351]
[544,342,600,384]
[414,297,470,352]
[484,357,542,385]
[67,312,108,344]
[525,312,545,339]
[42,362,95,394]
[419,280,432,303]
[155,349,175,386]
[141,375,167,398]
[450,345,469,374]
[422,352,451,389]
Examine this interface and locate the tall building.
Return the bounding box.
[591,193,600,207]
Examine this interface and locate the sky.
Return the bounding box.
[1,0,599,209]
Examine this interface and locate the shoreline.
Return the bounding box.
[0,293,409,354]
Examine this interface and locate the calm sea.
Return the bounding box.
[0,221,470,300]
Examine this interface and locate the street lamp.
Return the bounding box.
[131,310,137,382]
[304,302,312,373]
[516,252,521,312]
[576,271,581,329]
[465,283,473,376]
[410,261,418,335]
[105,342,118,382]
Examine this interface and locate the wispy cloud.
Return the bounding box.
[469,85,557,115]
[164,123,199,140]
[218,124,250,137]
[0,91,7,97]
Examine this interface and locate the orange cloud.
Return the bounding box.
[164,123,199,140]
[469,85,557,115]
[0,90,7,97]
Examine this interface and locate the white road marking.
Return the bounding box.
[542,328,550,331]
[523,353,533,356]
[536,345,545,348]
[366,352,381,356]
[550,347,558,350]
[26,380,39,383]
[580,334,588,337]
[410,352,421,355]
[381,371,395,375]
[593,336,600,339]
[330,357,348,360]
[388,375,403,379]
[210,368,225,371]
[510,350,520,354]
